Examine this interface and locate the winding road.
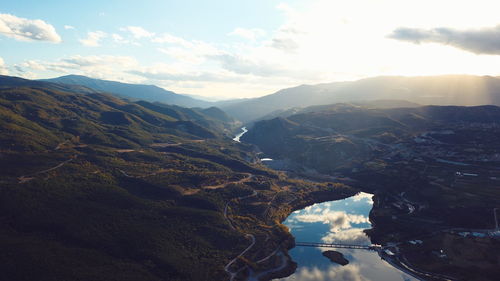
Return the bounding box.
[204,173,253,190]
[18,156,77,184]
[224,234,256,281]
[223,185,259,280]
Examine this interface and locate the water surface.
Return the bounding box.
[276,192,416,281]
[233,127,248,142]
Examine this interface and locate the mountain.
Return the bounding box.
[0,74,98,94]
[135,101,240,134]
[41,75,214,108]
[0,87,224,152]
[0,76,358,281]
[242,104,500,173]
[220,75,500,123]
[242,104,500,281]
[0,76,239,141]
[252,100,421,124]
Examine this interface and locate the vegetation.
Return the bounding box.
[244,103,500,280]
[0,77,357,281]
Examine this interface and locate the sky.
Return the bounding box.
[2,0,500,99]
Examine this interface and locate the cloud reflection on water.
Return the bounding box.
[295,209,369,231]
[279,264,364,281]
[352,192,374,204]
[322,228,371,245]
[280,192,416,281]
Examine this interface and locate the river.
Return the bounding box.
[275,192,417,281]
[233,127,248,142]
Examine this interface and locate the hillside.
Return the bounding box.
[221,75,500,122]
[0,75,99,94]
[0,74,238,135]
[0,79,357,281]
[42,75,213,108]
[252,100,421,124]
[243,104,500,173]
[242,104,500,280]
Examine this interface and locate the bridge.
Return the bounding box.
[295,242,381,251]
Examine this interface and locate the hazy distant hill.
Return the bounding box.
[42,75,214,108]
[0,74,238,135]
[253,100,421,124]
[135,101,239,134]
[221,75,500,122]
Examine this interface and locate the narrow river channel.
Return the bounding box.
[276,192,417,281]
[233,127,248,142]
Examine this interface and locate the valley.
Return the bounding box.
[3,2,500,280]
[0,77,359,281]
[1,75,500,281]
[243,104,500,280]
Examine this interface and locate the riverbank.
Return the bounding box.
[275,192,420,281]
[225,181,359,281]
[262,188,360,280]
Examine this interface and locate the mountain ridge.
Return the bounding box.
[220,74,500,122]
[41,74,214,108]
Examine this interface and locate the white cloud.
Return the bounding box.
[229,27,266,40]
[0,57,8,75]
[211,53,285,76]
[270,37,299,52]
[159,47,199,63]
[5,1,500,99]
[276,2,295,16]
[150,30,322,89]
[79,31,106,47]
[0,13,61,43]
[128,63,241,82]
[268,0,500,79]
[158,43,220,65]
[111,33,130,44]
[153,33,220,53]
[61,55,137,68]
[121,26,154,39]
[153,33,221,65]
[17,55,139,82]
[152,33,191,46]
[20,60,46,71]
[388,25,500,55]
[64,25,74,30]
[111,33,123,41]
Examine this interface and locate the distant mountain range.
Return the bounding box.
[0,75,239,136]
[7,74,500,125]
[41,75,214,108]
[219,75,500,122]
[0,74,99,94]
